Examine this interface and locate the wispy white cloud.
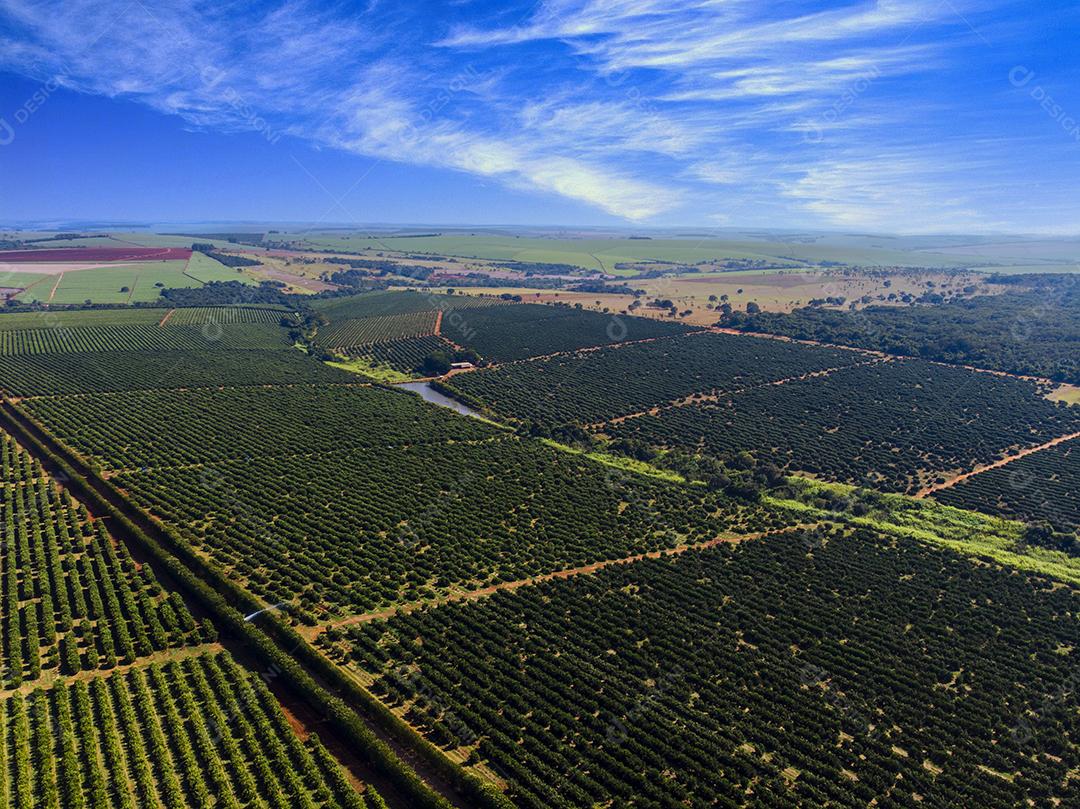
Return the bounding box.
[0,0,684,218]
[320,70,683,219]
[0,0,1052,230]
[780,150,991,231]
[517,97,707,157]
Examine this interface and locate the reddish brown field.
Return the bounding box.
[0,247,192,262]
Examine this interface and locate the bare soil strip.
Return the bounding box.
[710,326,1064,389]
[158,308,176,326]
[433,309,443,336]
[596,358,887,428]
[47,272,64,302]
[914,431,1080,498]
[508,329,710,367]
[307,523,818,640]
[0,642,224,700]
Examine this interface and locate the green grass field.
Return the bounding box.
[13,262,186,304]
[11,255,253,305]
[184,250,256,283]
[295,234,786,273]
[10,232,246,250]
[13,231,1080,276]
[275,231,1042,272]
[0,307,166,328]
[0,272,50,296]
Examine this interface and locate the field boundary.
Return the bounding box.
[308,523,818,639]
[0,642,224,701]
[915,430,1080,498]
[594,357,886,428]
[716,325,1066,389]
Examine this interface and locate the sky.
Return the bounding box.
[0,0,1078,233]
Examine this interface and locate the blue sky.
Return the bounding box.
[1,0,1078,232]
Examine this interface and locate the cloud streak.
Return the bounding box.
[0,0,1063,230]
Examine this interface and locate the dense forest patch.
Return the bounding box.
[721,275,1080,383]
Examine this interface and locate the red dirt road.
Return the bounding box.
[915,430,1080,498]
[0,247,192,263]
[309,523,816,639]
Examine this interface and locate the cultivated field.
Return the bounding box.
[438,303,691,362]
[322,528,1079,807]
[0,246,256,304]
[20,379,788,617]
[932,435,1080,531]
[445,331,868,425]
[600,357,1080,493]
[449,270,998,322]
[0,288,1075,809]
[0,349,354,397]
[0,425,385,808]
[336,335,452,374]
[0,323,289,355]
[319,311,439,349]
[264,230,1036,272]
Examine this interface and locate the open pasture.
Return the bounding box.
[273,231,1008,272]
[1,250,253,305]
[0,247,192,262]
[449,269,997,324]
[22,262,188,304]
[183,250,256,284]
[10,261,235,305]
